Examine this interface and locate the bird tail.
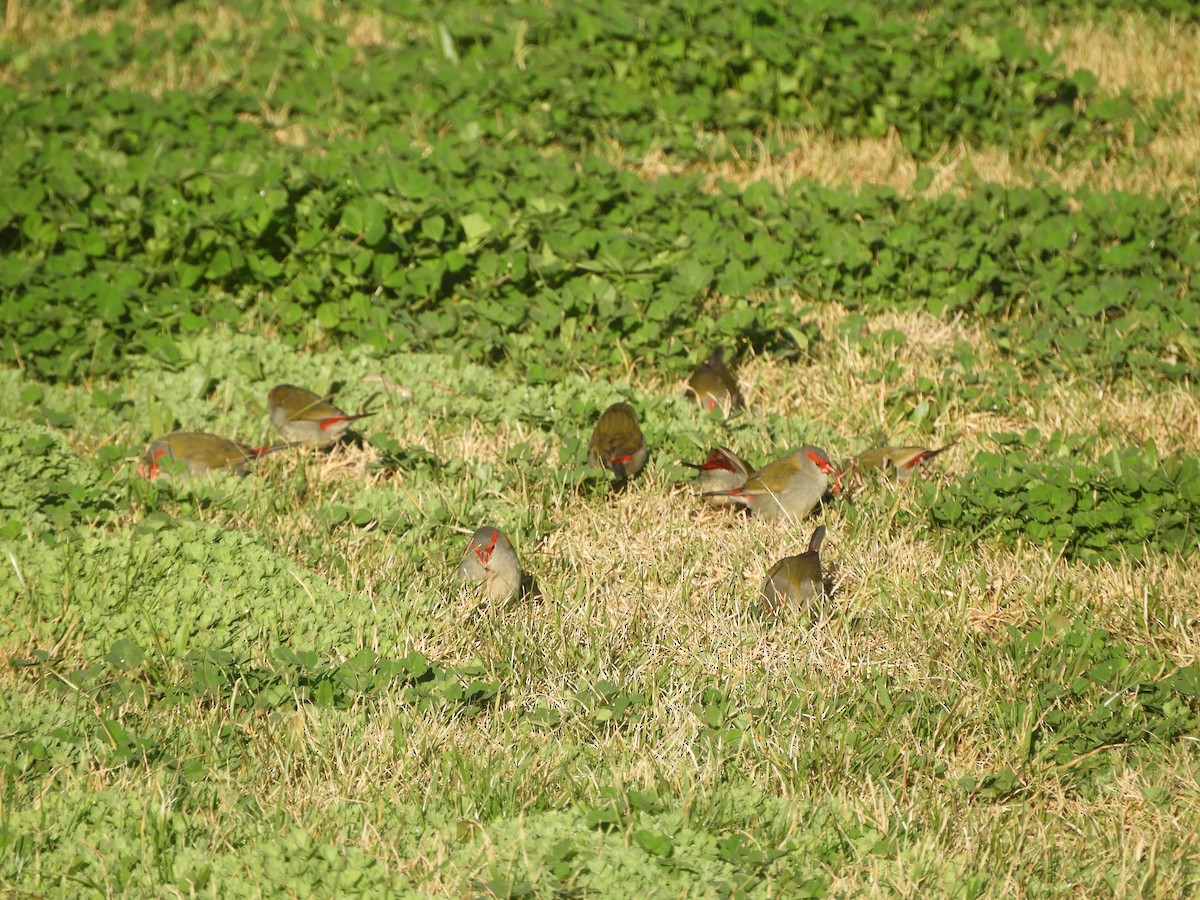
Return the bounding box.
[923,441,958,461]
[251,441,300,458]
[318,410,376,432]
[680,447,746,474]
[808,525,827,553]
[900,442,958,471]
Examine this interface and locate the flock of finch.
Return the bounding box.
[138,350,954,617]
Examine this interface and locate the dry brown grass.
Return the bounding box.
[6,338,1199,891]
[653,302,1200,463]
[612,121,1200,204]
[111,324,1194,702]
[1030,12,1200,109]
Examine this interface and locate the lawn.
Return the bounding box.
[1,1,1198,896]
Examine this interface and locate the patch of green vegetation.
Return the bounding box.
[895,0,1200,24]
[7,607,1197,893]
[368,0,1163,158]
[999,621,1200,769]
[2,97,1196,385]
[0,417,123,539]
[0,790,402,897]
[454,786,841,898]
[2,2,1195,387]
[4,517,359,659]
[4,0,1169,160]
[926,431,1199,563]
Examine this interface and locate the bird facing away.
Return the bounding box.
[703,445,840,521]
[852,443,956,482]
[139,432,289,479]
[268,384,374,447]
[681,446,753,508]
[686,348,745,413]
[761,525,827,617]
[587,402,649,481]
[456,526,522,604]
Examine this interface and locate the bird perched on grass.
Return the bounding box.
[680,446,753,508]
[704,446,840,521]
[456,526,523,604]
[850,443,956,482]
[267,384,374,447]
[761,525,827,617]
[139,432,290,479]
[685,348,744,413]
[587,402,649,481]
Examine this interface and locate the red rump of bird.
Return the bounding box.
[703,445,840,521]
[690,447,746,473]
[681,446,752,507]
[850,443,956,482]
[587,402,649,481]
[268,384,374,447]
[138,432,289,479]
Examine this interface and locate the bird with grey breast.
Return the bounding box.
[456,526,523,604]
[703,445,841,521]
[850,443,956,482]
[267,384,375,447]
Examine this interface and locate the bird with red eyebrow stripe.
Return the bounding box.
[681,445,753,508]
[267,384,374,447]
[703,445,840,521]
[851,443,956,482]
[456,526,523,604]
[587,402,649,482]
[138,432,290,479]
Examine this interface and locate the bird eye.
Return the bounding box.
[807,451,832,470]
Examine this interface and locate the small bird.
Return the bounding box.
[680,446,753,507]
[139,432,289,479]
[456,526,523,604]
[703,445,840,521]
[587,402,649,481]
[761,525,827,616]
[267,384,374,447]
[851,443,956,482]
[686,348,744,413]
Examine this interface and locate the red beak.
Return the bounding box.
[807,451,843,495]
[473,530,499,564]
[140,448,167,479]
